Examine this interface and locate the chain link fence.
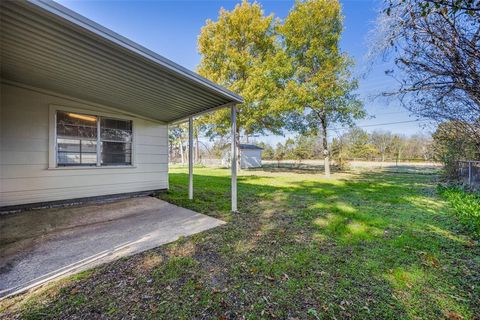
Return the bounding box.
[457,160,480,190]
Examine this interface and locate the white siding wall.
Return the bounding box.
[240,149,262,169]
[0,83,168,207]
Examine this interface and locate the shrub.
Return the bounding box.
[438,186,480,238]
[432,121,480,179]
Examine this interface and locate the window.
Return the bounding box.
[56,111,132,167]
[56,112,98,166]
[101,118,132,165]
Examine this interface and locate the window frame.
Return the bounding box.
[49,105,136,169]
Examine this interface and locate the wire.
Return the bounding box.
[329,119,431,131]
[174,119,432,143]
[367,110,412,116]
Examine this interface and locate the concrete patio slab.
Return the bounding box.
[0,197,225,298]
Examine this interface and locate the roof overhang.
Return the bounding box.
[0,0,243,123]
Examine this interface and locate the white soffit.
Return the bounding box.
[0,0,243,123]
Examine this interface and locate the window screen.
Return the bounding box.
[101,118,132,165]
[56,112,98,166]
[56,111,132,167]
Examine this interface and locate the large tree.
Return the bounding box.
[373,0,480,146]
[370,130,394,162]
[168,124,188,164]
[197,0,291,143]
[280,0,365,176]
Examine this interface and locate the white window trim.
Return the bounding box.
[48,104,137,169]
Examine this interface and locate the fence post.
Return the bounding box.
[468,161,472,186]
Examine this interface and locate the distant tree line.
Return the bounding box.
[169,122,479,178]
[258,128,434,165]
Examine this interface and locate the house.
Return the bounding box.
[0,0,243,212]
[239,144,263,169]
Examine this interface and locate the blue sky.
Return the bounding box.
[58,0,433,144]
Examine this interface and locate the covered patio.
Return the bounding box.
[0,0,243,211]
[0,196,225,298]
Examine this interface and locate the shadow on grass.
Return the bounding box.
[249,162,334,174]
[158,169,479,318]
[7,169,479,319]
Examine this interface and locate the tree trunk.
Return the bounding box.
[321,116,330,177]
[179,139,184,165]
[236,126,241,171]
[195,134,200,164]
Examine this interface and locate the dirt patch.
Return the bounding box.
[137,253,164,273]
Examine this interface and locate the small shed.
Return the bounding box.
[239,144,263,169]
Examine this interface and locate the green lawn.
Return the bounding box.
[2,167,479,319]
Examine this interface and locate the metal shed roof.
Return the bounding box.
[0,0,243,123]
[239,144,264,150]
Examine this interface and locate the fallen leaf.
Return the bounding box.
[445,311,464,320]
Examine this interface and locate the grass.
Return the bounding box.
[1,167,479,319]
[438,186,480,238]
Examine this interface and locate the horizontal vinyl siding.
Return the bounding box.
[1,122,49,140]
[0,163,166,179]
[136,154,168,164]
[1,137,49,152]
[0,163,167,179]
[0,83,168,206]
[2,172,167,192]
[2,151,49,165]
[135,135,168,146]
[136,144,167,155]
[3,181,166,205]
